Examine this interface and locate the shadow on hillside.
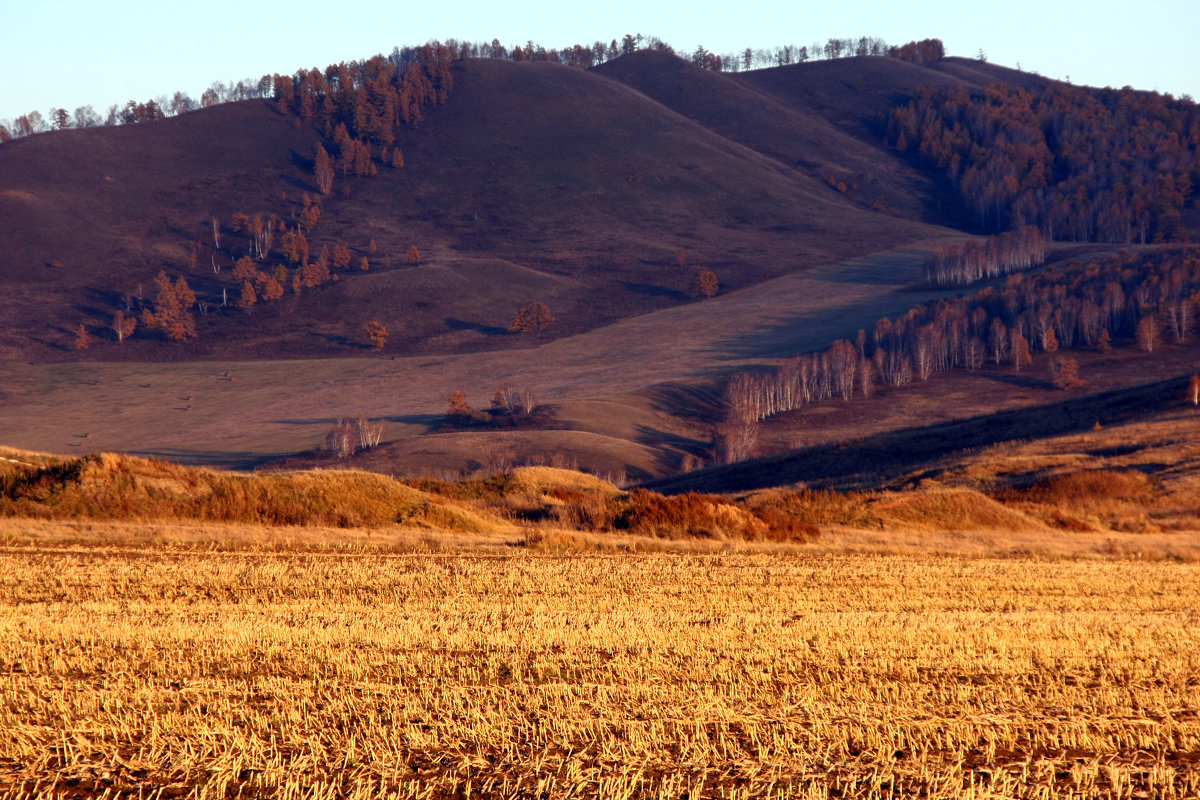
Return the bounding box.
[271,413,443,428]
[445,317,507,335]
[125,448,273,469]
[809,248,933,286]
[635,424,711,475]
[976,372,1051,391]
[646,382,724,424]
[307,332,368,349]
[623,281,685,300]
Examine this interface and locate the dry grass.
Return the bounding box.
[0,452,822,547]
[1,550,1198,798]
[0,452,507,534]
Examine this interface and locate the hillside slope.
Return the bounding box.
[0,56,947,360]
[595,50,936,222]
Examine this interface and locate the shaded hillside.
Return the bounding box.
[642,373,1198,495]
[594,50,936,222]
[735,55,1053,139]
[0,56,945,360]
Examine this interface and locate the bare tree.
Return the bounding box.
[354,412,383,450]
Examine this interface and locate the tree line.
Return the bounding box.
[719,246,1200,462]
[924,226,1046,285]
[889,81,1199,243]
[1,34,946,142]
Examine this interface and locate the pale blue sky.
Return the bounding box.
[2,0,1197,122]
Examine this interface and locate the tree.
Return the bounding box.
[446,390,474,423]
[1188,375,1200,406]
[333,242,352,270]
[1049,357,1084,390]
[366,320,388,350]
[1010,331,1032,372]
[237,281,258,309]
[1136,315,1160,352]
[359,257,370,271]
[233,255,257,281]
[354,412,383,450]
[325,419,357,459]
[390,149,405,169]
[258,273,285,301]
[689,267,719,299]
[73,324,91,350]
[112,311,137,343]
[510,302,554,334]
[314,143,334,195]
[142,272,197,341]
[407,245,421,265]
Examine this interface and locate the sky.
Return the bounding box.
[2,0,1197,123]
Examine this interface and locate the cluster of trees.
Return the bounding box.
[720,247,1200,454]
[889,82,1199,242]
[325,412,384,458]
[924,226,1046,285]
[141,271,198,341]
[273,44,455,146]
[887,38,947,65]
[444,386,542,429]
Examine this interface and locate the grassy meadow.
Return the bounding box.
[1,547,1199,798]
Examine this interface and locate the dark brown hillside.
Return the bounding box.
[371,57,938,293]
[0,101,324,358]
[0,57,944,360]
[594,50,934,222]
[734,55,1053,139]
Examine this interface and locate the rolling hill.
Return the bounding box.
[1,48,1196,484]
[0,55,947,362]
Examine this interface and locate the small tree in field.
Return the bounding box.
[1188,374,1200,406]
[690,267,719,298]
[73,324,91,350]
[366,320,388,350]
[1049,356,1084,390]
[407,245,421,265]
[510,302,554,334]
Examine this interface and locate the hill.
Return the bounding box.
[0,56,945,362]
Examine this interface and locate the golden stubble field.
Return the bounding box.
[1,548,1198,799]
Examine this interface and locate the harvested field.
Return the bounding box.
[1,547,1198,798]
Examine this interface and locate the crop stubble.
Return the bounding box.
[0,551,1198,798]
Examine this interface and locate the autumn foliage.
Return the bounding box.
[142,272,197,341]
[890,82,1198,242]
[689,267,719,298]
[510,303,554,334]
[366,321,388,350]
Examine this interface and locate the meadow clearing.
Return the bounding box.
[1,545,1198,799]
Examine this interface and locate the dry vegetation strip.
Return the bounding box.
[1,552,1198,798]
